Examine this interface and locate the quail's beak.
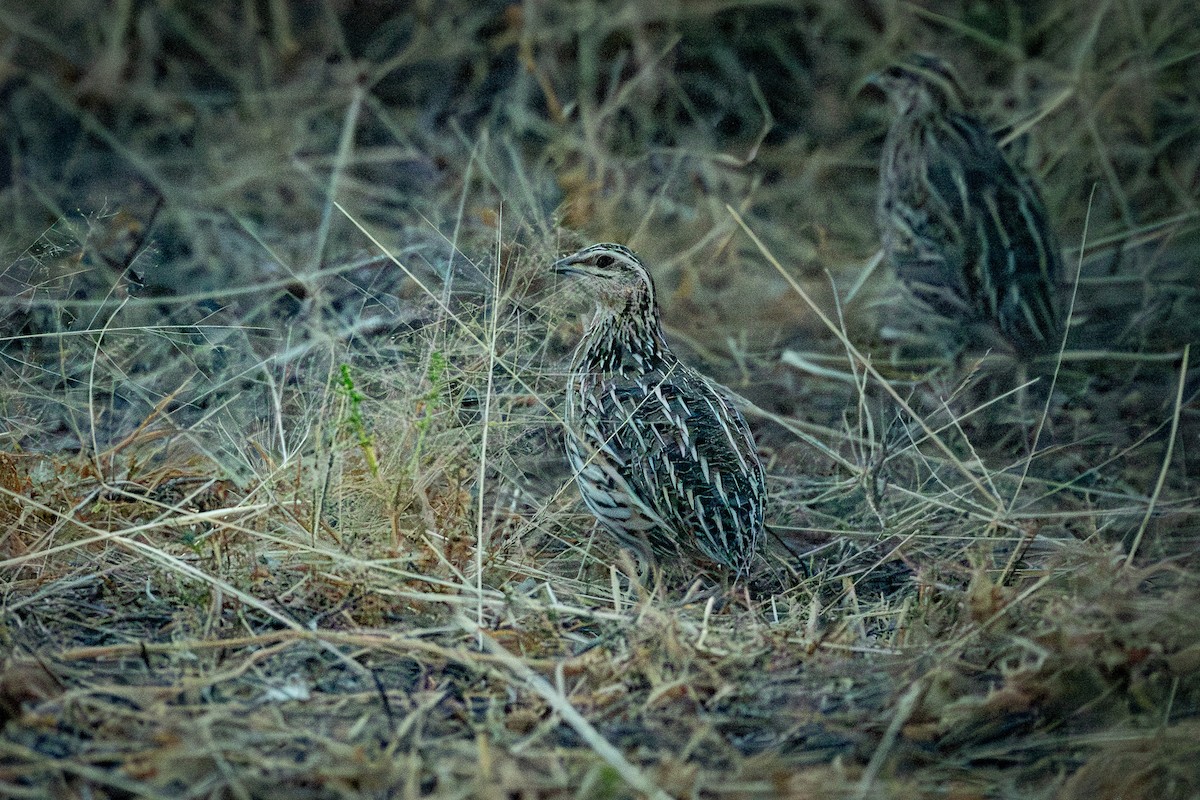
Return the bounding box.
[553,255,583,276]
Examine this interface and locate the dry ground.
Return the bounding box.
[1,2,1199,798]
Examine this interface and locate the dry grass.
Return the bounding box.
[2,1,1199,798]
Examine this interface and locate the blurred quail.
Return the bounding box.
[872,53,1064,356]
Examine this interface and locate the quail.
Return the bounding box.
[873,53,1064,356]
[555,243,765,576]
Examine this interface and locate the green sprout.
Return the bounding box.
[409,351,449,470]
[337,363,379,478]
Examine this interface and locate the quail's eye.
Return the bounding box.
[596,255,615,268]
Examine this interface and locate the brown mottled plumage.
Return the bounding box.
[556,243,765,576]
[873,53,1064,356]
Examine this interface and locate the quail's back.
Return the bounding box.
[873,53,1064,356]
[556,243,765,575]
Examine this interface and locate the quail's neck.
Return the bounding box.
[580,305,674,375]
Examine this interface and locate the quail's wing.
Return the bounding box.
[596,368,765,568]
[929,115,1064,348]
